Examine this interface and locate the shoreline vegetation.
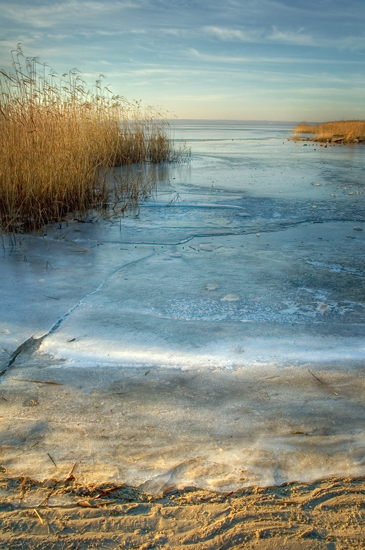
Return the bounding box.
[292,120,365,144]
[0,47,181,234]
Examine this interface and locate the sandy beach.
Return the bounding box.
[1,472,364,549]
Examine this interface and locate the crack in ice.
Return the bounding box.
[0,253,155,379]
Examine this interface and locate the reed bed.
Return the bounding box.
[0,47,175,233]
[293,120,365,143]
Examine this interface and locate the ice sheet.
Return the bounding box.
[0,121,364,491]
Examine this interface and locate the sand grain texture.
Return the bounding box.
[0,474,364,549]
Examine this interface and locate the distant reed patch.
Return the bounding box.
[0,46,178,233]
[293,120,365,143]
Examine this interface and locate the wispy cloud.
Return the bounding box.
[268,27,365,50]
[203,26,262,42]
[204,24,319,46]
[188,48,365,66]
[340,34,365,50]
[115,58,365,89]
[160,28,190,37]
[268,27,317,47]
[1,1,138,28]
[202,24,365,51]
[189,48,251,63]
[94,29,146,36]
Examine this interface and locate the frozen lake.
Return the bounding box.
[0,120,364,491]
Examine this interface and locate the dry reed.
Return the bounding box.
[0,46,175,233]
[293,120,365,143]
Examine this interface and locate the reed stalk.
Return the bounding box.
[0,46,174,232]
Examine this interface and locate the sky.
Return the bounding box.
[0,0,364,121]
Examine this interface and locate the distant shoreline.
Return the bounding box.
[292,120,365,144]
[170,119,298,124]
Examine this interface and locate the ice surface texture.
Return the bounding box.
[0,121,364,490]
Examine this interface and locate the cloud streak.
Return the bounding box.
[203,24,365,50]
[1,1,138,28]
[268,27,317,47]
[188,48,365,66]
[203,26,262,42]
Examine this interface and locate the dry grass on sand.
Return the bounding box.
[0,471,364,549]
[292,120,365,144]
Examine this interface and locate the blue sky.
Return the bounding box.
[0,0,364,120]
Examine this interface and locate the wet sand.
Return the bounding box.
[0,472,364,549]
